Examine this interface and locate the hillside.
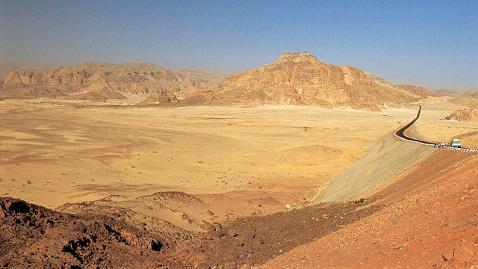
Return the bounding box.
[449,90,478,109]
[0,62,222,102]
[211,52,436,110]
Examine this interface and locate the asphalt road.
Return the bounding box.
[395,105,436,145]
[395,105,477,152]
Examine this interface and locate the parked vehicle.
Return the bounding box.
[450,139,462,148]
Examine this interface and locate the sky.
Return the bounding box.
[1,0,477,89]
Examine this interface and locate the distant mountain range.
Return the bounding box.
[1,53,442,110]
[0,62,224,102]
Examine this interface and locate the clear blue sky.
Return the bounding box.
[1,0,477,89]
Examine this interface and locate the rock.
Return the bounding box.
[8,200,31,214]
[151,239,163,251]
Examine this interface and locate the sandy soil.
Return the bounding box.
[0,99,412,210]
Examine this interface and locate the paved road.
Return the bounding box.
[394,105,435,145]
[395,105,477,152]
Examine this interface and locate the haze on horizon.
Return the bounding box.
[1,0,477,90]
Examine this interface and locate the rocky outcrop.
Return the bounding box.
[0,197,166,267]
[212,52,436,110]
[445,108,478,122]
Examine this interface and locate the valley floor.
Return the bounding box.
[1,97,477,268]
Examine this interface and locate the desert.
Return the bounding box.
[2,89,478,267]
[2,1,478,268]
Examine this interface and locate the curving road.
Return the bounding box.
[395,105,478,152]
[394,105,436,145]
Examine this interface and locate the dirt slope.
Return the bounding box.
[315,135,435,202]
[58,191,216,233]
[2,150,477,268]
[262,151,478,268]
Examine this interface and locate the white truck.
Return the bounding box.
[450,139,462,148]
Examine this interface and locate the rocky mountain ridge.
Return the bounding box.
[1,62,222,102]
[1,53,438,110]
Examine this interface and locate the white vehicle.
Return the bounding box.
[450,139,462,148]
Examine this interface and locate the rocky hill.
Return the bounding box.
[0,54,437,109]
[211,52,436,110]
[445,108,478,122]
[0,62,222,102]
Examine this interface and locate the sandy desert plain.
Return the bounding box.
[0,99,410,207]
[1,96,476,207]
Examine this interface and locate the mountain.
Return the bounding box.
[210,52,436,110]
[0,54,437,109]
[0,62,223,102]
[435,89,470,97]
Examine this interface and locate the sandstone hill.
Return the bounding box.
[211,52,436,110]
[0,62,222,102]
[445,108,478,122]
[0,54,438,109]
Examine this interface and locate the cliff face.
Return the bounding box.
[1,63,222,102]
[212,52,434,110]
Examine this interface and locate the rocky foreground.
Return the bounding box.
[1,150,478,268]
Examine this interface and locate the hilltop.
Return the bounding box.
[211,52,437,110]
